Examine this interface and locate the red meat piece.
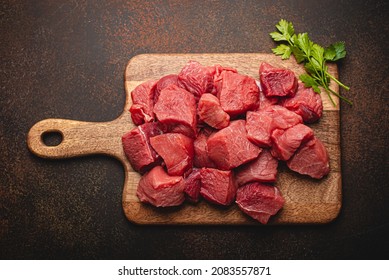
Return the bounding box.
[246,105,303,147]
[178,61,216,99]
[136,166,185,207]
[200,168,236,206]
[280,82,323,123]
[287,137,330,179]
[121,122,163,173]
[150,133,194,176]
[246,111,274,147]
[193,128,217,168]
[217,71,259,116]
[271,124,314,161]
[269,105,303,129]
[207,120,262,170]
[234,149,278,186]
[162,123,197,139]
[198,93,230,129]
[153,84,197,138]
[256,80,279,109]
[183,168,201,203]
[154,74,179,102]
[259,62,298,97]
[129,80,157,125]
[236,183,285,224]
[212,65,238,95]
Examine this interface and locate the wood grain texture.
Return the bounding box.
[27,53,341,225]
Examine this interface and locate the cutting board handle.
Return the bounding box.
[27,118,129,160]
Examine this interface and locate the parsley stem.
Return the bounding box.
[323,86,336,106]
[326,71,350,90]
[326,86,353,105]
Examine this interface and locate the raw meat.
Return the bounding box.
[193,128,217,168]
[200,168,236,206]
[256,80,279,109]
[236,183,285,224]
[217,71,259,116]
[163,123,197,139]
[122,122,163,173]
[129,80,157,125]
[155,74,179,102]
[246,105,302,147]
[212,65,238,95]
[259,62,298,97]
[150,133,194,176]
[124,60,329,222]
[270,105,303,129]
[153,84,197,138]
[246,111,274,147]
[136,166,185,207]
[207,120,262,170]
[178,61,216,99]
[183,168,201,203]
[287,137,330,179]
[198,93,230,129]
[234,149,278,186]
[280,82,323,123]
[271,124,314,161]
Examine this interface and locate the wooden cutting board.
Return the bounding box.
[27,53,341,225]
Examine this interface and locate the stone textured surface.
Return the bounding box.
[1,0,388,259]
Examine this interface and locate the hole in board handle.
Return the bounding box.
[41,130,63,147]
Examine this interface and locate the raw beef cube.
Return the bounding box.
[178,61,216,99]
[246,111,274,147]
[287,137,330,179]
[212,65,238,95]
[280,82,323,123]
[246,105,303,147]
[136,166,185,207]
[200,168,236,206]
[153,84,197,138]
[218,71,259,116]
[207,120,262,170]
[154,74,180,102]
[184,168,201,203]
[214,64,238,78]
[193,128,217,168]
[163,123,197,139]
[236,183,285,224]
[129,80,157,125]
[122,122,163,173]
[256,80,279,109]
[271,124,314,161]
[234,149,278,186]
[259,62,298,97]
[150,133,194,176]
[198,93,230,129]
[270,105,303,129]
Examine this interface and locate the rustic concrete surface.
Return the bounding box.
[0,0,388,259]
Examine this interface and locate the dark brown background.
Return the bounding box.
[1,0,388,259]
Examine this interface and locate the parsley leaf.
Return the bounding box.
[324,46,336,61]
[269,31,287,42]
[272,44,292,59]
[295,33,312,56]
[325,42,346,61]
[291,46,305,63]
[275,19,294,41]
[300,74,321,93]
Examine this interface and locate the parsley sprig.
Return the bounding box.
[270,19,352,106]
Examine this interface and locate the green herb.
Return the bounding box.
[270,19,352,106]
